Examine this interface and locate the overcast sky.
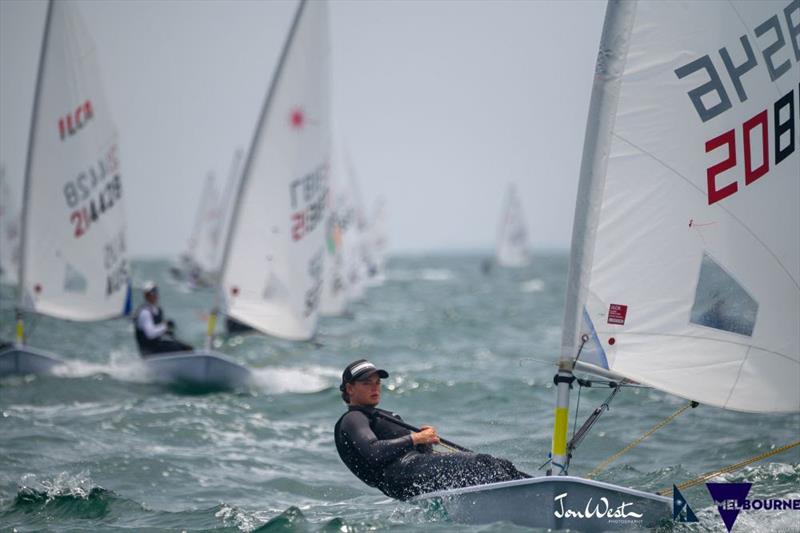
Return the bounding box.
[0,0,606,257]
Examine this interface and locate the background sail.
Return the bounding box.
[319,179,348,316]
[496,184,530,267]
[184,173,221,274]
[220,0,330,340]
[20,1,130,321]
[0,165,21,286]
[564,0,799,413]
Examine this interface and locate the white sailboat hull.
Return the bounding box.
[141,350,251,390]
[416,475,671,531]
[0,345,65,377]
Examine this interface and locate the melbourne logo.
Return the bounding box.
[707,482,752,532]
[706,482,800,532]
[672,485,698,523]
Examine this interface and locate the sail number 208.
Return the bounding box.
[705,86,797,205]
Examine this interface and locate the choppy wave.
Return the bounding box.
[520,278,545,292]
[388,268,455,282]
[251,364,339,394]
[2,256,798,532]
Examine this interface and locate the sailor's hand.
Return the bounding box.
[166,320,176,333]
[411,425,440,446]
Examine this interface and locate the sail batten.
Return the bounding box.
[562,0,799,413]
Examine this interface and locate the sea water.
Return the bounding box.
[1,253,798,532]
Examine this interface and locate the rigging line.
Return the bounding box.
[659,439,800,497]
[567,385,621,466]
[586,400,698,480]
[571,381,584,444]
[612,132,800,291]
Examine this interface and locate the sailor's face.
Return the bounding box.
[348,373,381,406]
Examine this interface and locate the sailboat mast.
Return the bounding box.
[205,0,308,347]
[551,0,636,474]
[15,0,54,343]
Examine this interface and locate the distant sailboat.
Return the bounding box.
[171,150,243,290]
[495,183,530,268]
[1,0,131,376]
[215,0,330,341]
[342,150,374,296]
[172,172,221,288]
[0,165,21,287]
[422,0,798,529]
[319,174,348,317]
[366,196,388,287]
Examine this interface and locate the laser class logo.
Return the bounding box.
[672,485,698,523]
[706,482,800,532]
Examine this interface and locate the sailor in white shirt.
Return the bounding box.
[133,281,193,356]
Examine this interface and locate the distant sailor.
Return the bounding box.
[133,281,193,356]
[334,359,529,500]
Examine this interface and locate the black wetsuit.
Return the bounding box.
[334,406,529,500]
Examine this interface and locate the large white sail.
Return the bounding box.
[19,0,130,321]
[0,166,21,286]
[563,0,799,413]
[496,184,530,267]
[219,0,330,340]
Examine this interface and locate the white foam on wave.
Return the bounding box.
[389,268,454,282]
[19,470,97,499]
[50,350,150,383]
[520,278,545,292]
[251,364,339,394]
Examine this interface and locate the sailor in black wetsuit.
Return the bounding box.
[334,359,529,501]
[133,282,194,356]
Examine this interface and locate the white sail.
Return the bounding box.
[344,150,378,293]
[319,180,348,316]
[340,173,366,302]
[368,196,388,285]
[184,172,222,275]
[213,149,243,272]
[19,0,130,321]
[496,184,530,267]
[0,165,21,286]
[563,0,799,413]
[219,0,330,340]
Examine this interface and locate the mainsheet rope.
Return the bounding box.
[586,400,697,479]
[659,439,800,496]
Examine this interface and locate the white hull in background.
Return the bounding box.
[0,344,64,377]
[141,350,251,390]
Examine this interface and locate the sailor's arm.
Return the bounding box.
[411,425,440,446]
[339,412,414,466]
[137,308,167,339]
